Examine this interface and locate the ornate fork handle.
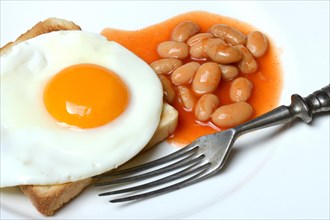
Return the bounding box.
[235,85,330,136]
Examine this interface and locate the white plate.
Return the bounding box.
[1,1,329,219]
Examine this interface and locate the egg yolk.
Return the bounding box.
[44,64,129,129]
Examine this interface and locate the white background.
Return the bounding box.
[1,1,329,219]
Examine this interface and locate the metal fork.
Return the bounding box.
[95,85,330,203]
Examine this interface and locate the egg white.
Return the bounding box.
[0,31,163,187]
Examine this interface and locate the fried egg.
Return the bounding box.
[0,31,163,187]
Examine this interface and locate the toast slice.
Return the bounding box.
[19,178,95,216]
[2,18,178,216]
[0,17,81,55]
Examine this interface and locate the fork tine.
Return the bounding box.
[98,155,206,195]
[95,152,204,186]
[95,143,198,178]
[108,163,212,203]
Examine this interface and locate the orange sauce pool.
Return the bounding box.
[101,11,283,146]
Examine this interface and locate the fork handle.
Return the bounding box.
[235,84,330,136]
[291,85,330,123]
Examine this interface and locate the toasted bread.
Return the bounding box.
[2,18,178,216]
[19,178,95,216]
[143,102,178,152]
[0,18,81,55]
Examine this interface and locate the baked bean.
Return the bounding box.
[211,102,253,127]
[204,38,225,51]
[219,64,239,81]
[171,21,200,42]
[157,41,189,59]
[158,75,176,104]
[192,62,221,95]
[236,45,258,74]
[230,77,253,102]
[171,62,200,85]
[206,42,242,64]
[209,24,246,45]
[194,94,220,121]
[187,33,213,46]
[150,58,182,75]
[189,38,224,59]
[189,40,205,59]
[178,86,196,111]
[246,31,268,58]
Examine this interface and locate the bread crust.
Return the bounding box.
[19,178,94,216]
[2,17,178,216]
[143,102,178,152]
[1,18,81,55]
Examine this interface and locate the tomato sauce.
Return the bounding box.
[101,11,283,146]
